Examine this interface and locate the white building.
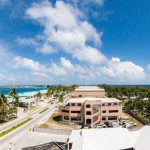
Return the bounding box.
[68,126,150,150]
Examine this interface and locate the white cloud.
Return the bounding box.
[15,37,38,47]
[101,58,145,82]
[0,1,148,85]
[71,0,104,6]
[25,0,105,65]
[147,64,150,70]
[13,56,44,71]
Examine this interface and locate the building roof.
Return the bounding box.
[134,126,150,150]
[67,97,121,103]
[69,126,150,150]
[75,86,105,92]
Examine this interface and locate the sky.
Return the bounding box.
[0,0,150,85]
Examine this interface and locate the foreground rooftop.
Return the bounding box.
[69,126,150,150]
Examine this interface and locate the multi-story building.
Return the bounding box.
[72,86,105,98]
[60,86,122,127]
[60,97,122,127]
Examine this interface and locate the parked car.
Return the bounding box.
[104,122,112,127]
[129,122,137,126]
[111,122,120,128]
[126,122,137,128]
[96,123,107,128]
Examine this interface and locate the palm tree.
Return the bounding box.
[0,94,9,122]
[58,92,65,102]
[10,88,19,107]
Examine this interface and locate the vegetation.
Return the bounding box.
[0,93,17,123]
[0,118,33,138]
[100,84,150,124]
[46,85,76,102]
[10,88,19,107]
[39,108,49,114]
[100,84,150,99]
[125,113,143,126]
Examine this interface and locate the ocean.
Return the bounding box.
[0,87,48,95]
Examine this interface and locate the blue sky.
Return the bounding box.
[0,0,150,85]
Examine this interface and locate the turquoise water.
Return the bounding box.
[0,87,48,95]
[0,87,48,103]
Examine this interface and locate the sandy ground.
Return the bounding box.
[39,111,81,130]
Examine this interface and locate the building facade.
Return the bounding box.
[60,86,122,127]
[73,86,105,98]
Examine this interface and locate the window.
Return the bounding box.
[62,110,69,113]
[102,103,107,106]
[86,111,91,115]
[108,103,111,106]
[108,116,117,120]
[71,118,79,121]
[102,117,106,120]
[86,104,90,108]
[64,116,69,120]
[109,110,118,113]
[71,103,75,106]
[86,119,91,125]
[71,111,81,113]
[79,95,82,97]
[113,103,118,106]
[77,103,81,106]
[102,110,106,113]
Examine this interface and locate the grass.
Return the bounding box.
[39,108,49,114]
[0,118,33,138]
[125,113,143,126]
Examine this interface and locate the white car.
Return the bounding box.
[111,122,120,128]
[126,122,137,128]
[96,124,106,128]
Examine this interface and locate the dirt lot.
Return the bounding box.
[39,111,81,130]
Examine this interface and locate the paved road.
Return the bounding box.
[0,104,57,147]
[0,103,52,133]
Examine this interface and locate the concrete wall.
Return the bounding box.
[73,91,105,98]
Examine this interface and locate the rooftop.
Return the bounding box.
[69,126,150,150]
[75,86,105,92]
[67,97,121,103]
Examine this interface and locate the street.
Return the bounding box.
[0,103,57,149]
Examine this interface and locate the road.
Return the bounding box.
[0,102,52,133]
[0,103,57,148]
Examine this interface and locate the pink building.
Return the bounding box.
[73,86,105,98]
[60,86,122,127]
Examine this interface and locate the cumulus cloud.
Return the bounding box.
[47,56,146,83]
[101,58,145,81]
[12,56,48,76]
[0,0,148,85]
[25,0,105,65]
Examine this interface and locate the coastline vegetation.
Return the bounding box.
[46,85,76,102]
[0,93,17,123]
